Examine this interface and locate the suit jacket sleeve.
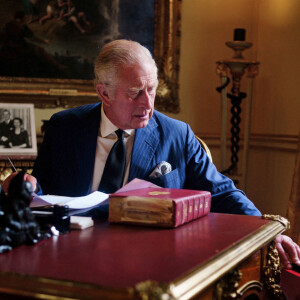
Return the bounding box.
[133,111,261,216]
[184,125,261,216]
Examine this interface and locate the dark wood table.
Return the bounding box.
[0,213,288,299]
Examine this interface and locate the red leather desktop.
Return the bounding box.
[0,213,288,299]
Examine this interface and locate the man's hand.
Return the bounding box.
[275,234,300,269]
[2,173,37,194]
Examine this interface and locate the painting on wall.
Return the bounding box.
[0,0,181,112]
[0,103,37,156]
[0,0,155,80]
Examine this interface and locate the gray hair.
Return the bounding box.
[94,40,157,94]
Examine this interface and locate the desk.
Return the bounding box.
[0,213,288,300]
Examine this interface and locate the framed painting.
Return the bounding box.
[0,103,37,156]
[0,0,181,112]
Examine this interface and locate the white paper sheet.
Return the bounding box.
[30,178,159,209]
[30,191,109,209]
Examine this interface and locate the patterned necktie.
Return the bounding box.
[98,129,126,194]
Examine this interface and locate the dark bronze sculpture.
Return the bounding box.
[0,171,51,253]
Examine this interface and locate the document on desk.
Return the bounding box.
[30,192,109,209]
[30,178,159,210]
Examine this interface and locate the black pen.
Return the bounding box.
[7,157,17,173]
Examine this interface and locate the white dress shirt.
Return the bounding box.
[90,106,135,193]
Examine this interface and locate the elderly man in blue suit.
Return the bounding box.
[3,39,300,269]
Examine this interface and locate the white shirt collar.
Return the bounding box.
[100,105,135,138]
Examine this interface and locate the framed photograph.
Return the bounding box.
[0,103,37,155]
[0,0,181,112]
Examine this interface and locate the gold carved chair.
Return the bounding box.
[195,135,213,163]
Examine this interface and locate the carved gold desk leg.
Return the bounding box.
[214,269,242,300]
[263,241,286,300]
[135,280,175,300]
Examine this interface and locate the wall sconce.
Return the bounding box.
[216,28,259,190]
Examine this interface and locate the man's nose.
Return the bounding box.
[138,90,153,109]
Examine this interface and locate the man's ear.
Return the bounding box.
[96,84,112,106]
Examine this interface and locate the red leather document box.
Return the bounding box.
[109,187,211,227]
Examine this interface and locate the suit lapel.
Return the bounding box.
[129,117,159,181]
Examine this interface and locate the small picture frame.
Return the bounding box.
[0,103,37,155]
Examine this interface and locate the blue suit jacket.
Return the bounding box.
[33,103,261,216]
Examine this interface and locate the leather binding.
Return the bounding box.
[109,188,211,228]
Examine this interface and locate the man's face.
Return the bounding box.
[4,111,10,122]
[100,61,158,130]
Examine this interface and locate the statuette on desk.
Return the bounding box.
[0,171,50,253]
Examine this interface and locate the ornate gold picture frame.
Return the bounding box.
[0,0,181,113]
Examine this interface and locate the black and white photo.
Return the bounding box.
[0,103,37,155]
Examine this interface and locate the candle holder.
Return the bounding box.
[216,29,259,190]
[225,41,252,59]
